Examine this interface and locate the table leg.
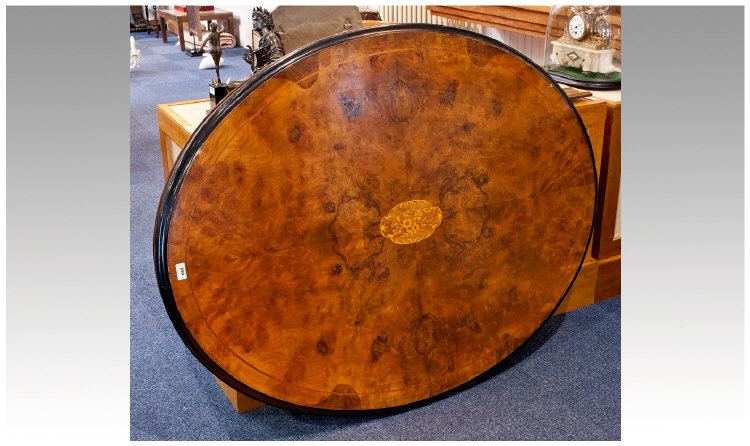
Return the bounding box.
[160,16,167,43]
[177,20,186,52]
[144,6,151,34]
[153,6,160,38]
[158,129,171,182]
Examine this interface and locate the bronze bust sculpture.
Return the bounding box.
[243,7,285,74]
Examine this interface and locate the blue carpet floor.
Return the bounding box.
[129,31,621,441]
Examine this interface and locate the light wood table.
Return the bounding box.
[590,89,621,302]
[553,95,607,314]
[154,101,265,412]
[156,98,213,181]
[158,8,235,52]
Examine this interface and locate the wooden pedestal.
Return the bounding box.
[212,375,266,413]
[590,90,622,301]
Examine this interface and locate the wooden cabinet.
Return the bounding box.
[426,5,621,53]
[589,90,622,301]
[592,96,621,259]
[554,96,607,314]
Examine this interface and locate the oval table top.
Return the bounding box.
[155,24,597,415]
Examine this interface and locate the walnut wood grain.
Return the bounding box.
[155,25,597,414]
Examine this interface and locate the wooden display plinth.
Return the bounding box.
[212,375,265,413]
[594,254,621,302]
[554,259,599,315]
[590,90,622,301]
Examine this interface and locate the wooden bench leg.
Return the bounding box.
[160,16,167,43]
[212,375,265,413]
[153,6,160,38]
[177,20,186,51]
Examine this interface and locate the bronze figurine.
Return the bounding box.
[200,22,225,84]
[243,7,285,74]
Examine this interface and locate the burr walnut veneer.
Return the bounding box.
[155,25,597,414]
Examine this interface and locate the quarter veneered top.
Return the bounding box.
[156,25,596,414]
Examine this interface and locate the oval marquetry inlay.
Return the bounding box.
[380,200,442,245]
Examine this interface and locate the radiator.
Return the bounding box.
[376,5,482,32]
[376,5,544,65]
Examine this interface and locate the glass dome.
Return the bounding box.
[543,5,621,89]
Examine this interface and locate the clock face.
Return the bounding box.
[569,15,585,40]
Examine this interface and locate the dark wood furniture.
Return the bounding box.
[155,25,597,414]
[147,6,160,38]
[426,5,621,54]
[158,8,235,52]
[130,6,160,36]
[130,6,148,32]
